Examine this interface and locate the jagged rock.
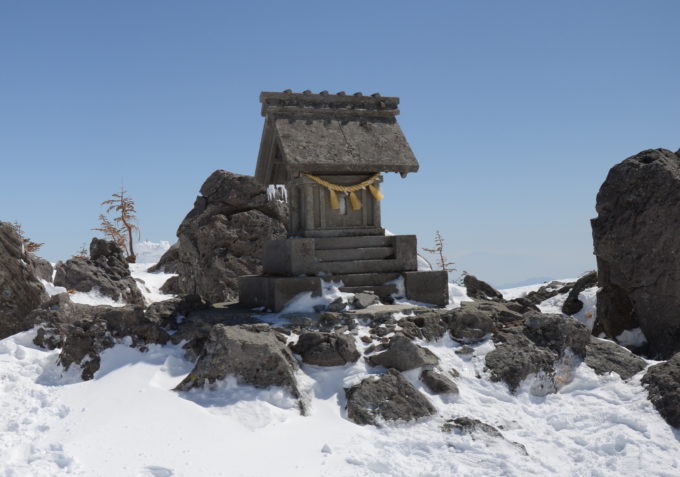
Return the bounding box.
[31,293,169,380]
[592,148,680,358]
[420,369,459,395]
[368,335,439,371]
[353,292,380,309]
[522,312,590,359]
[504,297,541,315]
[518,281,574,308]
[144,294,211,329]
[175,324,299,398]
[485,331,558,392]
[54,238,144,306]
[442,301,505,342]
[147,241,180,273]
[155,171,287,303]
[585,337,647,380]
[290,331,360,366]
[463,275,503,301]
[327,297,347,312]
[27,254,53,282]
[641,353,680,428]
[345,369,436,425]
[0,221,48,339]
[397,312,447,341]
[562,271,597,316]
[160,275,180,295]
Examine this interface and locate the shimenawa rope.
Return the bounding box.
[302,173,384,211]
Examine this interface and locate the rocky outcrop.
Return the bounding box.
[156,170,288,304]
[367,335,439,371]
[641,353,680,428]
[54,238,144,306]
[175,324,300,399]
[345,369,436,425]
[27,254,53,282]
[463,275,503,301]
[397,312,447,341]
[290,331,360,366]
[592,148,680,358]
[561,271,597,316]
[585,337,647,380]
[485,314,590,393]
[147,242,179,273]
[443,301,508,342]
[0,221,48,339]
[31,294,169,380]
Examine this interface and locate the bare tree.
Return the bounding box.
[95,188,140,262]
[422,230,456,273]
[10,221,44,253]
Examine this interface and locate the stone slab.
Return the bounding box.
[404,270,449,307]
[238,275,322,312]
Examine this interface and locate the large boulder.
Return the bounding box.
[157,170,288,303]
[367,335,439,371]
[641,353,680,428]
[175,324,299,399]
[31,294,169,380]
[592,148,680,358]
[585,337,647,380]
[54,238,144,306]
[290,331,360,366]
[27,253,53,282]
[345,369,436,425]
[0,221,48,339]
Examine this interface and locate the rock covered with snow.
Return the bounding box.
[157,170,287,303]
[0,221,48,339]
[642,352,680,428]
[175,324,300,401]
[290,331,360,366]
[592,148,680,358]
[345,369,436,425]
[54,238,144,306]
[31,293,169,379]
[420,369,459,395]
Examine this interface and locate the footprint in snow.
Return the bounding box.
[139,466,174,477]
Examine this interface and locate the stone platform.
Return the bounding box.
[239,234,449,311]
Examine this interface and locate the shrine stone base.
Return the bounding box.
[238,235,449,312]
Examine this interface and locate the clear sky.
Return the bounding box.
[1,1,678,286]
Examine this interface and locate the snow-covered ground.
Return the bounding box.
[1,263,679,476]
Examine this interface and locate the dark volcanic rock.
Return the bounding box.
[353,292,380,309]
[147,241,180,273]
[175,324,299,398]
[291,331,360,366]
[592,148,680,358]
[562,271,597,316]
[420,369,459,395]
[27,254,53,282]
[397,312,447,341]
[31,294,169,380]
[345,369,436,425]
[585,337,647,380]
[442,417,502,438]
[522,312,590,359]
[641,353,680,428]
[54,238,144,306]
[368,335,439,371]
[144,294,211,329]
[0,221,48,339]
[463,275,503,301]
[157,171,288,303]
[443,301,505,342]
[485,331,558,392]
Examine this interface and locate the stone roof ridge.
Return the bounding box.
[259,90,400,118]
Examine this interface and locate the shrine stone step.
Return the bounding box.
[339,284,399,298]
[313,259,408,275]
[313,235,392,250]
[315,246,394,262]
[319,272,401,287]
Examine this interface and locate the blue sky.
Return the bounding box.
[1,1,678,286]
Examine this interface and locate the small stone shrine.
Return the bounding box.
[239,90,449,311]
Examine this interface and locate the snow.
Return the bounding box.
[617,328,648,348]
[129,263,176,305]
[3,268,679,476]
[134,240,171,264]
